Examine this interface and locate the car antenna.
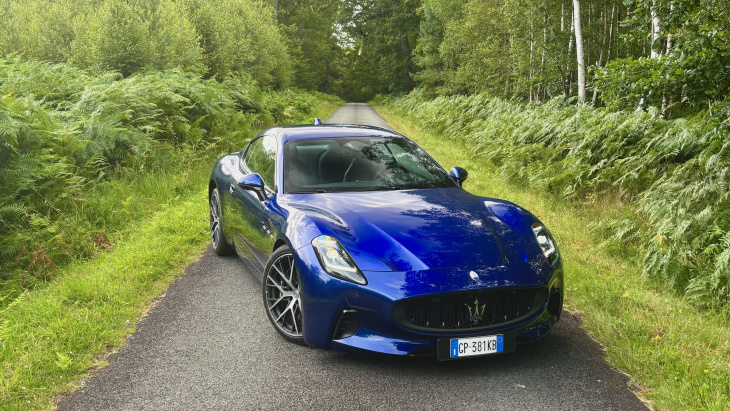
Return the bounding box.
[314,118,322,125]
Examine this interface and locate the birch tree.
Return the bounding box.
[573,0,586,103]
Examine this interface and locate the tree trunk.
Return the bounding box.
[566,4,575,98]
[540,11,547,100]
[607,2,616,62]
[662,4,674,116]
[651,0,661,59]
[573,0,586,103]
[640,0,661,111]
[529,15,534,103]
[593,0,610,105]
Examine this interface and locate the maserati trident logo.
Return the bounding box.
[465,298,487,325]
[469,271,479,281]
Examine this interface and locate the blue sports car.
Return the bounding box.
[208,123,563,360]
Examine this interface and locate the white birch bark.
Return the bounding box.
[640,0,662,111]
[662,4,674,114]
[651,0,661,59]
[573,0,586,103]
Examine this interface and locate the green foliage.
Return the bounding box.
[0,0,291,85]
[412,1,445,97]
[594,0,730,114]
[275,0,345,94]
[185,0,292,86]
[411,0,730,115]
[0,0,77,63]
[0,190,212,409]
[71,1,153,76]
[417,0,632,101]
[641,107,730,306]
[150,0,205,73]
[389,91,730,307]
[0,59,329,298]
[339,0,421,101]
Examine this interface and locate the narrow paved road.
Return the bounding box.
[58,104,647,411]
[325,102,392,129]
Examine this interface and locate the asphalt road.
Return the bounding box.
[58,103,647,411]
[325,102,392,129]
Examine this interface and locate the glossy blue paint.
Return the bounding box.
[209,124,564,357]
[281,188,545,271]
[237,173,265,189]
[448,166,469,187]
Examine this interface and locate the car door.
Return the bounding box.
[229,134,279,276]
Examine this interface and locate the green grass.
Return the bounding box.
[0,97,342,410]
[375,104,730,411]
[0,191,210,410]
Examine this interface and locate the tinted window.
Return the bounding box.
[245,135,277,188]
[283,137,456,193]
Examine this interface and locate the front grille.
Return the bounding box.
[393,288,547,333]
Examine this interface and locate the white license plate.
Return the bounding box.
[450,334,504,358]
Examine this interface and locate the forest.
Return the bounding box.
[1,0,729,306]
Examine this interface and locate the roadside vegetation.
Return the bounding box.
[0,1,343,407]
[0,60,340,408]
[0,59,338,305]
[375,104,730,410]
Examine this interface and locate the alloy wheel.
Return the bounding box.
[264,253,302,338]
[209,190,222,249]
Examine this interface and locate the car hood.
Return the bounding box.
[283,188,534,272]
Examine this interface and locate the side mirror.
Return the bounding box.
[238,173,267,201]
[449,166,469,187]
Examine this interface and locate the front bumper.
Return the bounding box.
[295,245,563,356]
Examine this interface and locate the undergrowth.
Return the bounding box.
[0,59,339,307]
[387,91,730,309]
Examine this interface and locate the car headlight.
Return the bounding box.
[531,222,559,265]
[312,235,367,285]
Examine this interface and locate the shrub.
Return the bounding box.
[0,0,292,83]
[150,0,204,73]
[185,0,292,87]
[0,59,324,296]
[71,1,153,76]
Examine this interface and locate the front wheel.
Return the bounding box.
[263,246,305,345]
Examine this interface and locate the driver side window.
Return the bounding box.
[245,135,277,189]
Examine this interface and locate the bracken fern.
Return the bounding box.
[0,59,327,300]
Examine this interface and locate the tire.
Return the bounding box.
[209,187,233,256]
[263,246,305,345]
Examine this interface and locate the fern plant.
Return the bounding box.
[0,59,329,301]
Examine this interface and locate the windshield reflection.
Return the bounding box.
[283,137,456,194]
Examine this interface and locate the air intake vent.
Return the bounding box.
[393,288,547,334]
[333,309,359,340]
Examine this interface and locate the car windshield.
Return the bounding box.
[283,137,456,193]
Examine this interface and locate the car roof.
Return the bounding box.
[274,124,403,142]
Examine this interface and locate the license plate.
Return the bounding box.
[449,334,504,358]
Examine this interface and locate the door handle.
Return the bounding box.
[229,184,234,194]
